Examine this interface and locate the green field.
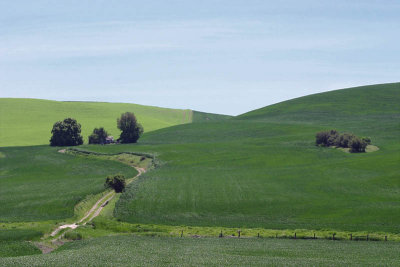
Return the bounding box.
[0,83,399,262]
[0,230,42,257]
[0,98,200,147]
[78,83,400,233]
[1,235,400,266]
[0,146,137,222]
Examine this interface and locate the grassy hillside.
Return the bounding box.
[0,98,195,147]
[0,83,398,262]
[239,83,399,121]
[0,146,136,222]
[238,83,400,141]
[1,235,400,266]
[192,110,232,122]
[81,83,400,233]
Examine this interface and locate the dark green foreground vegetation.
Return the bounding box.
[1,235,400,266]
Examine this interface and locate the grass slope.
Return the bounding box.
[1,235,400,266]
[82,83,400,233]
[192,110,232,122]
[238,83,400,141]
[0,146,136,222]
[0,241,41,258]
[0,98,194,147]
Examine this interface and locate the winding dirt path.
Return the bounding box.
[49,167,146,238]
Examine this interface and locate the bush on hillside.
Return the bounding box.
[117,112,143,143]
[316,130,339,147]
[105,174,126,193]
[50,118,83,146]
[315,130,369,153]
[64,231,82,240]
[88,127,109,144]
[337,133,355,148]
[349,137,368,153]
[362,137,371,145]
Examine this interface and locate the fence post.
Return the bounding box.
[219,230,223,238]
[313,233,316,239]
[367,234,369,241]
[238,230,241,238]
[257,233,260,238]
[385,235,387,241]
[350,234,352,241]
[294,233,296,239]
[181,230,183,237]
[333,233,335,240]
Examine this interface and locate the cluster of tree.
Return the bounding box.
[104,174,126,193]
[50,112,143,146]
[315,130,371,153]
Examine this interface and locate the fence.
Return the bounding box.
[178,230,390,242]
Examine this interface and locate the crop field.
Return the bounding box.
[0,146,136,222]
[1,235,400,266]
[80,83,400,233]
[0,241,41,258]
[0,229,42,258]
[0,83,398,263]
[0,98,207,147]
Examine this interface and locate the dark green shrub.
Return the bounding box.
[316,130,339,146]
[316,131,331,146]
[337,133,355,148]
[349,137,367,153]
[315,130,370,153]
[117,112,144,143]
[105,174,126,193]
[50,118,83,146]
[64,231,82,240]
[362,137,371,145]
[327,130,340,146]
[88,127,109,144]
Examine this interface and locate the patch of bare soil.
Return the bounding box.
[34,242,55,254]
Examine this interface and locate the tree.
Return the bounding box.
[104,174,126,193]
[117,112,143,143]
[88,127,109,144]
[50,118,83,146]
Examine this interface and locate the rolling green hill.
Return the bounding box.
[80,83,400,233]
[0,83,399,262]
[238,83,400,123]
[238,83,400,145]
[0,98,228,147]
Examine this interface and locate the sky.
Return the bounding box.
[0,1,399,115]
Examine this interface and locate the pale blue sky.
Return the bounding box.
[0,1,399,115]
